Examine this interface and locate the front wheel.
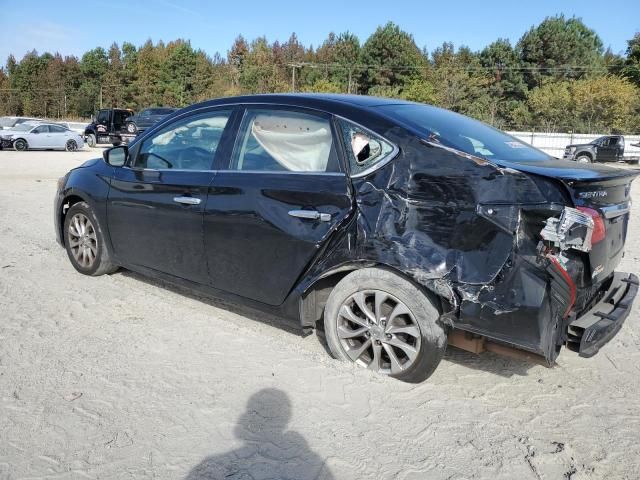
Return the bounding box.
[64,202,118,276]
[13,139,28,151]
[576,155,592,163]
[125,122,137,134]
[65,139,78,152]
[86,133,96,148]
[324,268,447,383]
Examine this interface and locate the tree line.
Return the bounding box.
[1,15,639,133]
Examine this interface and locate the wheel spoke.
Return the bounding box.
[383,343,404,374]
[339,304,369,328]
[353,292,376,324]
[337,325,368,339]
[345,338,371,362]
[374,291,389,324]
[386,325,420,337]
[387,302,411,326]
[384,337,418,361]
[368,342,383,371]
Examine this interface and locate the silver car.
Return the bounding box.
[1,122,85,151]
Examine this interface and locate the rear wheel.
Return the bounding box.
[64,201,118,276]
[323,268,447,383]
[65,139,78,152]
[576,154,592,163]
[86,133,96,148]
[13,139,28,151]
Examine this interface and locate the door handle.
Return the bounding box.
[288,209,331,222]
[173,196,201,205]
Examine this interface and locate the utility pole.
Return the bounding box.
[99,86,103,109]
[291,64,297,92]
[348,67,352,94]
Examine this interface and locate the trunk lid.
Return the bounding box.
[495,159,638,282]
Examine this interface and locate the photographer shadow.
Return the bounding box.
[185,388,334,480]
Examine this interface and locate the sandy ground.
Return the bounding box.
[0,148,639,480]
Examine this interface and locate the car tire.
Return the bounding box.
[63,201,118,276]
[126,122,137,134]
[13,138,28,151]
[323,268,447,383]
[576,155,592,163]
[65,139,78,152]
[86,134,96,148]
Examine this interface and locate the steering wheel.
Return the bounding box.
[178,146,212,169]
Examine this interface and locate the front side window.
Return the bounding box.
[134,110,230,170]
[49,125,67,133]
[96,110,109,123]
[338,120,395,175]
[230,109,339,173]
[33,125,49,134]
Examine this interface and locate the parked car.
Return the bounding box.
[84,108,135,147]
[57,121,90,135]
[3,122,84,151]
[0,116,41,130]
[54,94,638,383]
[564,135,625,163]
[125,107,177,134]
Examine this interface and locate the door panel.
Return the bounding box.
[106,107,235,283]
[204,172,352,305]
[28,126,49,148]
[108,168,214,282]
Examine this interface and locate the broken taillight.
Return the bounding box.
[576,206,606,245]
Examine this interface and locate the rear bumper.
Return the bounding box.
[566,272,638,357]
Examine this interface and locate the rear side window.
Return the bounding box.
[134,110,231,170]
[378,104,551,162]
[338,119,395,175]
[230,109,340,173]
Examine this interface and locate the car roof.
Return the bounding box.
[195,93,412,110]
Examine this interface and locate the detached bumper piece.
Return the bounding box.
[566,272,638,358]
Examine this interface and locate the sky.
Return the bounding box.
[0,0,638,64]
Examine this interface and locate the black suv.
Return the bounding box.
[125,107,177,134]
[564,135,625,163]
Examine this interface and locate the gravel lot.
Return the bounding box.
[1,148,640,480]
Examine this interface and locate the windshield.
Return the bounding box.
[378,104,552,162]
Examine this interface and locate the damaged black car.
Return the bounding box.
[54,94,638,383]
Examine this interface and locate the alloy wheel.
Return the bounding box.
[67,213,98,268]
[66,140,77,152]
[336,290,421,375]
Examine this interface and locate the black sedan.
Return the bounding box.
[54,94,638,382]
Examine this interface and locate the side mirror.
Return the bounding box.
[103,145,128,167]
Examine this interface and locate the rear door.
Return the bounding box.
[598,137,617,162]
[48,124,69,149]
[107,107,235,283]
[203,106,353,305]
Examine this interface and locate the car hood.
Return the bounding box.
[492,158,639,182]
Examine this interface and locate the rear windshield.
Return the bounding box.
[378,104,551,162]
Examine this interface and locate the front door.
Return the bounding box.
[29,125,50,148]
[107,108,234,283]
[204,106,353,305]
